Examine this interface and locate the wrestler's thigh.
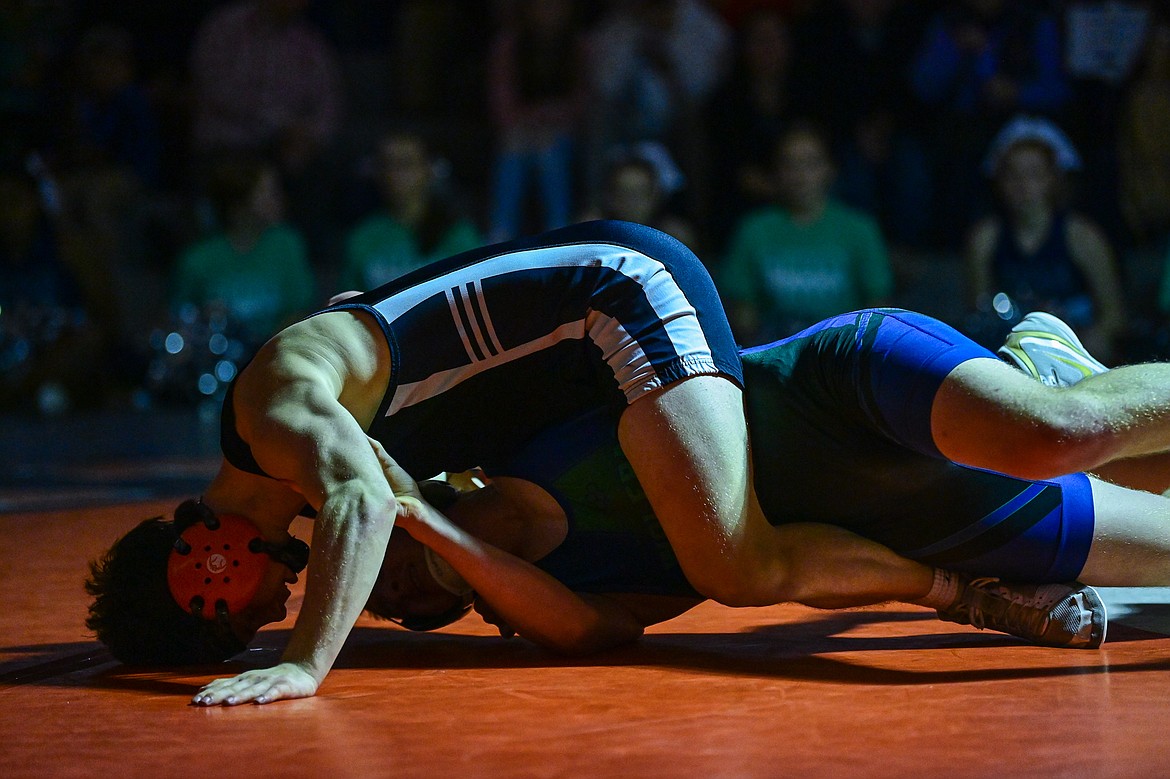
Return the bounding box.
[1079,476,1170,586]
[617,374,772,591]
[1091,452,1170,496]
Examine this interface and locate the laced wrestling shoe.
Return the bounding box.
[997,311,1108,387]
[937,577,1107,649]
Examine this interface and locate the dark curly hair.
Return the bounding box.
[84,512,246,665]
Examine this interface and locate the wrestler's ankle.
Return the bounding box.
[914,568,962,610]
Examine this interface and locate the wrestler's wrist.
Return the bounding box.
[277,653,330,685]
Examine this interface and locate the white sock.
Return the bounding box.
[915,568,962,609]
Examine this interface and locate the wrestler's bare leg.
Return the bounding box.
[932,357,1170,482]
[617,374,934,608]
[1090,453,1170,496]
[1079,476,1170,585]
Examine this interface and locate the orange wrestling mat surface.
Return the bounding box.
[4,499,1170,779]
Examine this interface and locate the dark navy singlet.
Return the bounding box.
[220,220,742,481]
[496,405,700,598]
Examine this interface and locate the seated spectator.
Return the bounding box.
[1062,0,1154,247]
[0,2,66,164]
[584,0,731,219]
[965,116,1127,360]
[53,25,165,355]
[1120,18,1170,246]
[719,121,893,343]
[189,0,344,258]
[589,145,697,251]
[339,131,483,292]
[61,25,161,189]
[798,0,935,249]
[190,0,342,167]
[486,0,588,242]
[910,0,1072,247]
[171,155,316,348]
[0,167,106,412]
[706,7,799,245]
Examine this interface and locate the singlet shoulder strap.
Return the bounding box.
[219,377,272,478]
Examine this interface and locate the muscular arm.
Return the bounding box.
[396,493,657,654]
[376,453,697,654]
[196,319,397,704]
[265,391,396,687]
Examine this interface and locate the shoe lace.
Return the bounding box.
[960,577,1051,636]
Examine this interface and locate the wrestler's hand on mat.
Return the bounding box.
[191,662,319,706]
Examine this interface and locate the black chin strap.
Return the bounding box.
[250,536,311,574]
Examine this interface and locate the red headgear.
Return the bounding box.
[166,500,308,621]
[168,510,270,620]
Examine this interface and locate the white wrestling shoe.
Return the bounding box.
[937,576,1107,649]
[997,311,1108,387]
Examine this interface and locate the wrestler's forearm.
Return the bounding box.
[282,486,396,681]
[407,503,643,654]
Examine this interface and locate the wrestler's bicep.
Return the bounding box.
[241,380,383,508]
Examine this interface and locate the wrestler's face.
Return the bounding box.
[367,529,462,621]
[228,560,299,643]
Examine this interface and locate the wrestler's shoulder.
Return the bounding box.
[244,310,390,393]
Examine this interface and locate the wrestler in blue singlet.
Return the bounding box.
[219,220,742,482]
[498,308,1097,595]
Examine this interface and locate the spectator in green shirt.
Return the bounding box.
[172,154,316,346]
[720,121,893,343]
[340,130,482,292]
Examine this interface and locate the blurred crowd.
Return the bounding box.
[4,0,1170,414]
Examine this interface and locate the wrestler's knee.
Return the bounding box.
[682,551,794,608]
[692,577,776,608]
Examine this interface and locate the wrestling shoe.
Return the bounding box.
[997,311,1108,387]
[937,576,1107,649]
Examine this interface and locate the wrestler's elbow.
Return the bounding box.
[321,481,398,533]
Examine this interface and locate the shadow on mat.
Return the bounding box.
[5,608,1169,695]
[326,609,1170,687]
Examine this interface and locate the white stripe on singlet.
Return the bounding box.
[373,243,713,416]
